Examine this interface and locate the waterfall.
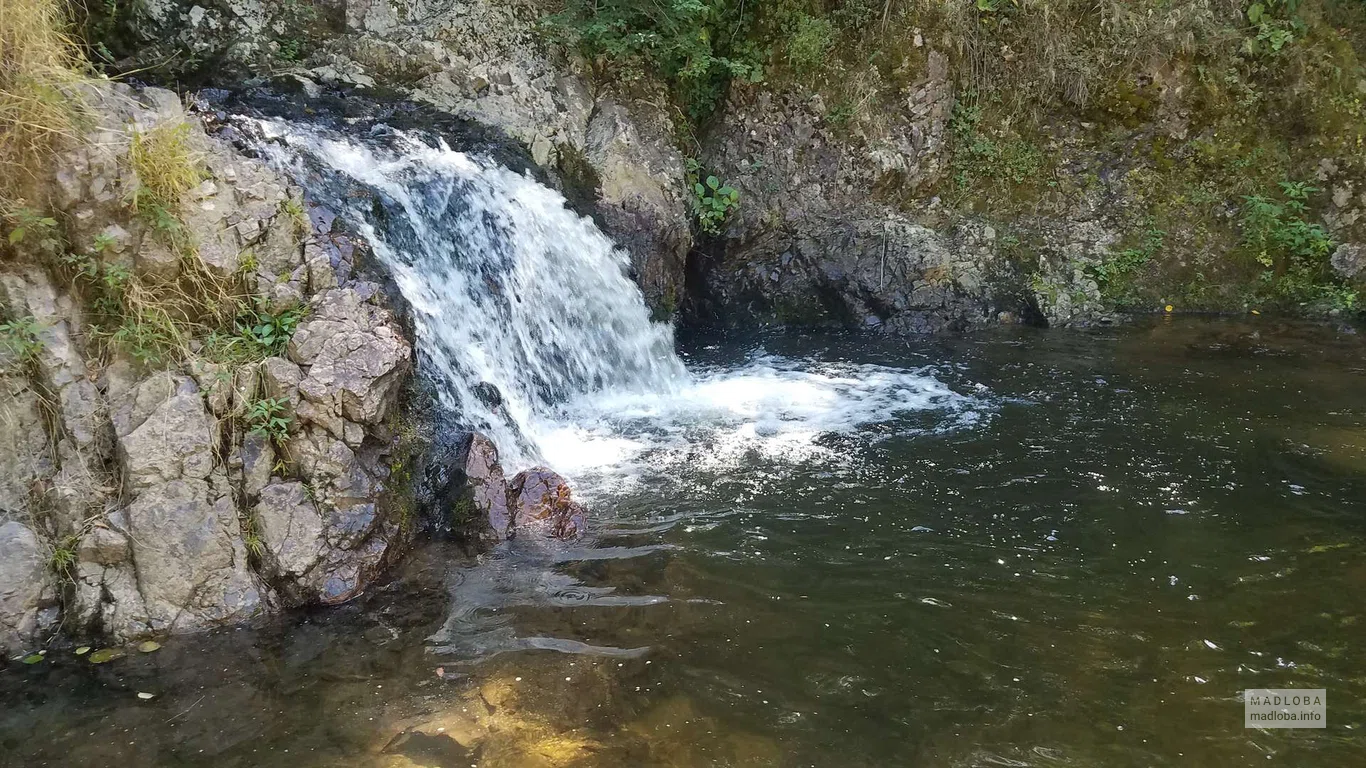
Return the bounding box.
[247,117,981,486]
[251,120,688,469]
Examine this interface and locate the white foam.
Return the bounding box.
[247,119,986,485]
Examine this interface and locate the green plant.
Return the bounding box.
[0,315,44,367]
[543,0,763,121]
[686,160,740,235]
[1238,180,1349,311]
[246,396,292,445]
[4,208,60,253]
[235,301,304,357]
[1090,226,1165,306]
[785,14,834,74]
[127,122,202,215]
[1244,0,1305,56]
[280,197,308,236]
[49,535,78,578]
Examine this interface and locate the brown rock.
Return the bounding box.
[506,467,587,540]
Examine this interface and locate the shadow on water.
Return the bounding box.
[4,319,1366,767]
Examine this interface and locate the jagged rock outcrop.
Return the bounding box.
[690,54,1035,331]
[0,520,58,654]
[118,0,694,315]
[0,84,417,654]
[433,432,586,544]
[246,284,414,606]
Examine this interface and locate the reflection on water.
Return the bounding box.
[4,318,1366,767]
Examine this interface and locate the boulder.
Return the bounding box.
[451,432,512,542]
[290,287,411,428]
[507,467,587,540]
[122,477,263,633]
[114,374,217,490]
[254,481,326,585]
[1331,243,1365,282]
[0,521,57,655]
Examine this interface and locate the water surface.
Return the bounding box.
[4,319,1365,767]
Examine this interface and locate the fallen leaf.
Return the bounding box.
[74,646,91,656]
[88,648,125,664]
[21,653,45,665]
[136,692,155,700]
[137,641,162,653]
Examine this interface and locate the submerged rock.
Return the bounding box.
[435,433,587,543]
[507,468,587,541]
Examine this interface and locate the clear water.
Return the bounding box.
[5,320,1365,767]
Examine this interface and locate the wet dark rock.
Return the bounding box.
[429,432,510,544]
[507,468,587,540]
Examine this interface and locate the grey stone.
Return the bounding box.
[0,521,56,655]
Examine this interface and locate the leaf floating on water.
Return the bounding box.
[74,646,91,656]
[88,648,125,664]
[137,641,162,653]
[136,692,155,701]
[21,652,45,665]
[1306,543,1349,554]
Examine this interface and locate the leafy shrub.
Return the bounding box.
[686,159,739,234]
[1243,0,1305,56]
[1239,181,1351,311]
[246,396,293,445]
[544,0,762,120]
[0,315,44,368]
[786,13,834,74]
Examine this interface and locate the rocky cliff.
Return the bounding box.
[93,0,1366,329]
[1,84,415,655]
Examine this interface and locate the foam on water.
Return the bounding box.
[246,118,981,479]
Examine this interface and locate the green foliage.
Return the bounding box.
[785,13,834,74]
[543,0,763,121]
[1090,226,1165,306]
[686,159,740,235]
[1244,0,1306,56]
[4,208,61,255]
[1238,181,1352,312]
[246,396,292,445]
[127,122,203,216]
[236,301,304,357]
[949,99,1046,190]
[49,535,78,578]
[0,315,45,367]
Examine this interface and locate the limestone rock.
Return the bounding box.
[123,478,262,633]
[290,287,411,427]
[254,481,326,584]
[584,96,692,314]
[0,377,54,517]
[115,374,217,491]
[0,521,57,655]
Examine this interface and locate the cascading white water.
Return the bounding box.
[253,120,687,467]
[250,119,982,480]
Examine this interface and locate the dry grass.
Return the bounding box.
[127,121,203,214]
[0,0,92,209]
